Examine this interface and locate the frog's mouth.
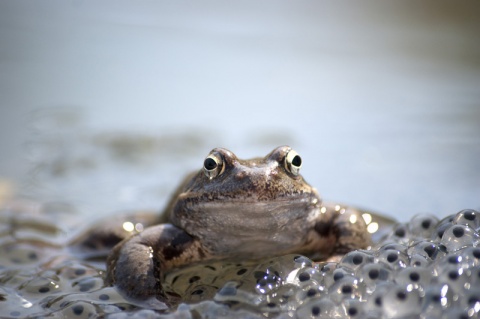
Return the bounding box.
[173,187,321,217]
[174,189,320,218]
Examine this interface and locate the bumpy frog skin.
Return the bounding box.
[99,146,371,300]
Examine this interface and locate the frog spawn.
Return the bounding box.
[0,206,145,318]
[153,209,480,318]
[2,209,480,318]
[0,255,139,318]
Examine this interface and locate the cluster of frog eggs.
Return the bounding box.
[2,209,480,318]
[282,210,480,319]
[140,209,480,319]
[0,210,140,318]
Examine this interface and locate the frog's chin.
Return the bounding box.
[170,193,321,256]
[172,191,320,225]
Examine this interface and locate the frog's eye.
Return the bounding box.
[203,153,225,179]
[284,149,302,176]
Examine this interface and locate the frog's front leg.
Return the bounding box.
[105,224,211,301]
[314,204,371,261]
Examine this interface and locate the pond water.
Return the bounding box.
[0,1,480,318]
[1,1,479,220]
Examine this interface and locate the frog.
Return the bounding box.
[85,146,374,302]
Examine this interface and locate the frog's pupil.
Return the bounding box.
[292,155,302,167]
[204,158,217,170]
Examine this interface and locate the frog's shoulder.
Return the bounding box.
[159,171,198,223]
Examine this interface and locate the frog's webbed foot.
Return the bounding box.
[314,204,372,260]
[333,206,371,255]
[105,224,210,302]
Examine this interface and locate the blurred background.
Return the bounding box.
[0,1,479,222]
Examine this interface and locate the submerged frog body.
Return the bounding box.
[82,146,372,301]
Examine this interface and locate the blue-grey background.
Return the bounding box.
[1,1,479,222]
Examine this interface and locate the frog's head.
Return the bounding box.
[169,146,322,255]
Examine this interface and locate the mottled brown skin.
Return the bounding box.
[102,146,371,301]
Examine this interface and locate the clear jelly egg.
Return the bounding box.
[327,275,367,303]
[409,253,432,267]
[268,283,301,309]
[340,298,369,318]
[408,213,439,238]
[293,279,328,305]
[339,250,375,271]
[457,286,480,309]
[215,281,265,308]
[381,285,422,318]
[285,266,322,288]
[365,282,398,317]
[293,255,314,268]
[254,270,283,294]
[72,276,104,293]
[388,223,411,244]
[395,266,433,293]
[421,284,456,318]
[376,247,409,270]
[0,241,56,269]
[440,224,479,252]
[407,240,445,261]
[57,301,97,319]
[315,262,338,280]
[295,297,338,319]
[377,243,409,255]
[19,273,63,295]
[435,264,471,296]
[458,247,480,268]
[317,264,354,289]
[432,215,455,238]
[357,262,393,293]
[452,209,480,230]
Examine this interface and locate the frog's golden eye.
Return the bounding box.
[203,153,225,179]
[284,149,302,176]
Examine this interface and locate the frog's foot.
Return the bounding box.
[105,223,211,302]
[314,204,372,260]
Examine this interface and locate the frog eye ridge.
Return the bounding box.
[284,149,302,176]
[203,153,225,179]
